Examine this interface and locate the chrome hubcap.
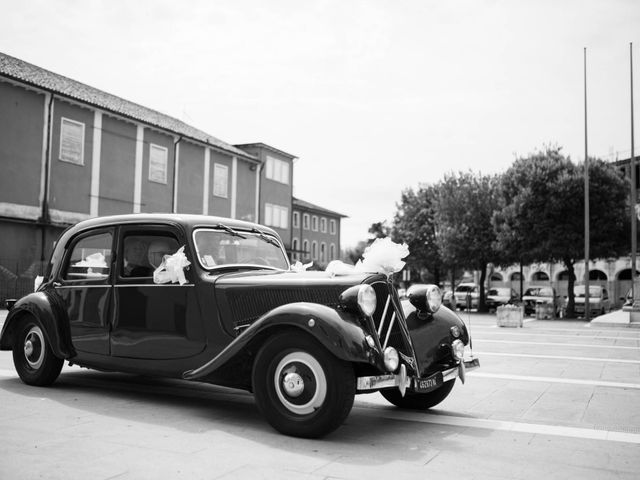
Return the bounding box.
[24,340,34,357]
[282,372,304,397]
[23,326,45,370]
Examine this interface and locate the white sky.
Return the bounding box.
[2,0,639,248]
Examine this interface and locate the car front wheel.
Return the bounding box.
[381,379,455,410]
[252,332,355,438]
[13,317,63,386]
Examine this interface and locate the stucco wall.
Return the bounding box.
[0,81,44,209]
[98,115,137,216]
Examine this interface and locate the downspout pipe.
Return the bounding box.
[256,159,266,223]
[39,93,54,263]
[172,136,183,213]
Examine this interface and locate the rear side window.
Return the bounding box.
[63,232,112,282]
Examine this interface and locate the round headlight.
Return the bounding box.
[409,284,442,314]
[451,339,465,360]
[425,285,442,313]
[357,284,377,317]
[383,346,399,372]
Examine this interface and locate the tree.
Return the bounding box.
[367,221,390,241]
[434,171,502,311]
[494,147,629,317]
[392,185,442,285]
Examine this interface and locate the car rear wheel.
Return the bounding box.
[13,317,63,386]
[381,379,455,410]
[252,331,355,438]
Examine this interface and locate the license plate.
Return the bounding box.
[413,372,443,393]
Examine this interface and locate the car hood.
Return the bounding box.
[212,269,382,335]
[522,295,553,302]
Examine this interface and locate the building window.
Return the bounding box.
[302,239,309,260]
[311,216,318,232]
[59,117,85,165]
[213,163,229,198]
[265,203,289,229]
[330,243,336,260]
[320,218,327,233]
[292,237,299,261]
[149,144,168,184]
[329,219,336,235]
[265,155,290,184]
[320,242,326,263]
[293,211,300,229]
[303,213,310,230]
[311,241,318,261]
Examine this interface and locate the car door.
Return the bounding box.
[110,224,206,359]
[54,228,114,355]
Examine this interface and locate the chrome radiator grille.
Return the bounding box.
[370,280,418,372]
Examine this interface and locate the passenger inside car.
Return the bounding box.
[123,238,152,277]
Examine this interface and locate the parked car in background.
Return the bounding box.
[522,286,559,316]
[0,213,479,438]
[574,285,611,317]
[485,287,518,311]
[454,283,479,310]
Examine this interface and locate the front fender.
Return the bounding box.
[0,290,75,359]
[183,302,374,380]
[404,305,469,377]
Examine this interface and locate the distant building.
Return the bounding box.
[233,143,296,252]
[0,52,343,298]
[291,197,347,268]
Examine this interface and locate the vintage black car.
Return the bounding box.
[0,214,478,438]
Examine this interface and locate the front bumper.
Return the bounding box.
[356,356,480,395]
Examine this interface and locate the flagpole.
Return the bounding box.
[584,47,590,321]
[631,42,637,305]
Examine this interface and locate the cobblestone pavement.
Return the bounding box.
[1,309,639,480]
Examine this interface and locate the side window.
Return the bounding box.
[63,232,112,281]
[121,234,180,278]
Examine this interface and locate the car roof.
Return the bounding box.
[68,213,274,232]
[50,213,281,269]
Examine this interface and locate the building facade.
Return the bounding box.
[291,197,346,268]
[0,52,344,299]
[233,143,296,250]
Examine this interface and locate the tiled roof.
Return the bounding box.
[292,197,348,218]
[0,51,255,161]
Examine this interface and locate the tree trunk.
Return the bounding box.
[478,262,487,312]
[564,258,576,318]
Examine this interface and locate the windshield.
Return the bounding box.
[456,285,476,292]
[193,228,289,270]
